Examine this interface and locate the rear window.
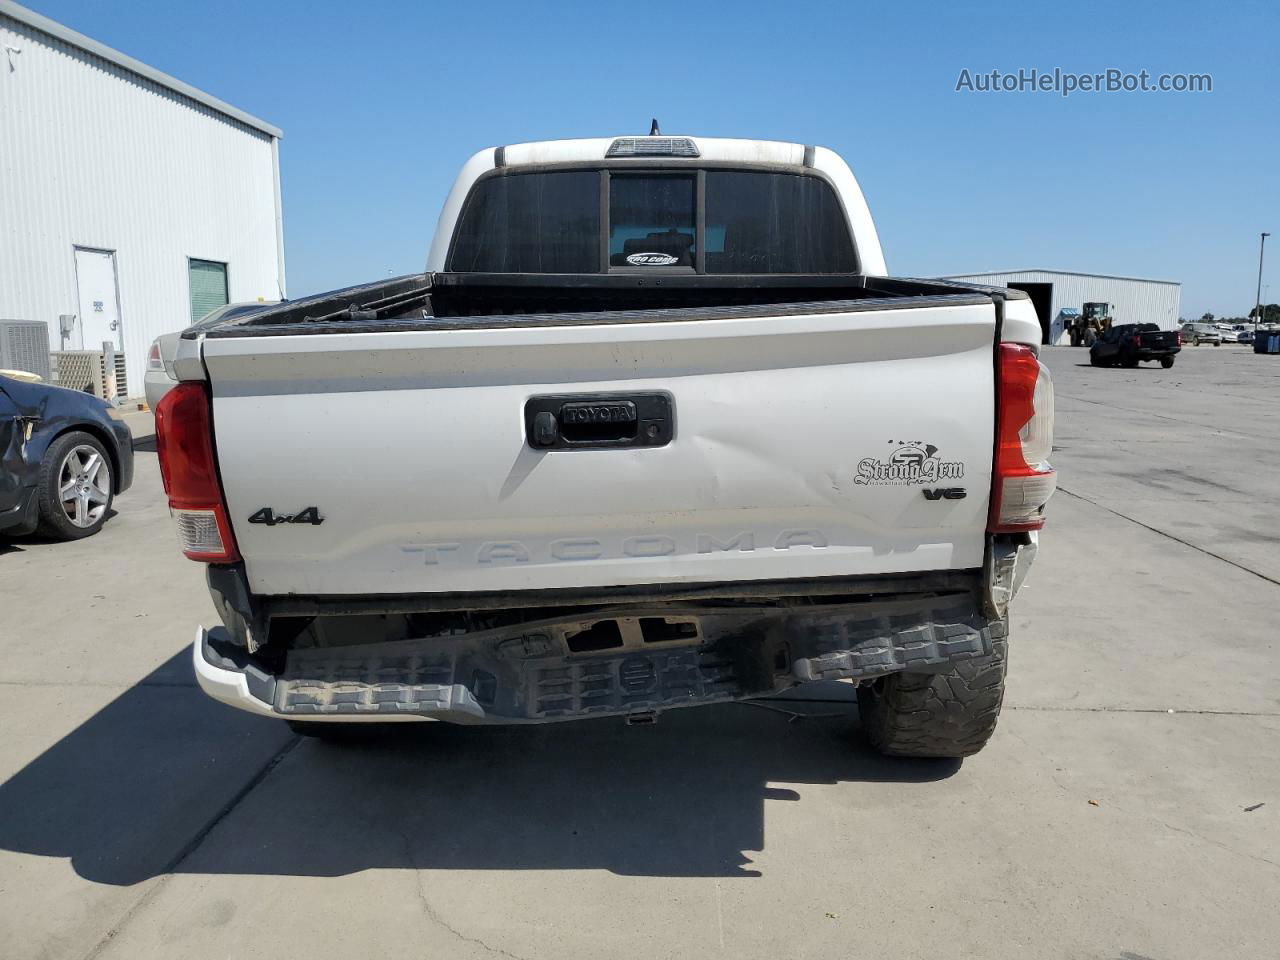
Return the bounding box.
[608,175,696,267]
[448,168,856,274]
[704,171,855,273]
[448,171,600,273]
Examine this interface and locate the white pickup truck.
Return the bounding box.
[156,135,1054,758]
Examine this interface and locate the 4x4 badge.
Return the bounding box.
[248,507,324,526]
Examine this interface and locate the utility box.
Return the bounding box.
[49,349,129,401]
[0,319,52,380]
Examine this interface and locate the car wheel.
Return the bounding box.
[1160,356,1175,369]
[36,431,114,540]
[1214,341,1220,347]
[1089,353,1103,366]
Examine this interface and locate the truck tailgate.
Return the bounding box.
[1141,330,1181,349]
[201,301,997,595]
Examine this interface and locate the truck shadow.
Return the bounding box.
[0,649,958,886]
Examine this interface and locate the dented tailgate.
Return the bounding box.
[200,300,996,595]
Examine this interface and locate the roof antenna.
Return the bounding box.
[649,118,661,136]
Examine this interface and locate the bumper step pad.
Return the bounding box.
[531,648,739,719]
[789,599,994,682]
[278,648,484,719]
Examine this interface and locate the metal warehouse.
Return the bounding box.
[0,1,284,398]
[940,269,1181,346]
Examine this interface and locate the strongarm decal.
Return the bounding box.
[855,441,965,486]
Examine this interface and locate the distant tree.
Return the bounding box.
[1248,304,1280,323]
[1200,312,1215,322]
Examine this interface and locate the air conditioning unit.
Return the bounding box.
[0,319,52,381]
[49,350,129,400]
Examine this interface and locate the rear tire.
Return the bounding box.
[858,623,1008,758]
[1160,356,1175,369]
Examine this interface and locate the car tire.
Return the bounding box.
[1089,353,1103,367]
[857,623,1008,758]
[35,431,114,540]
[1214,341,1220,347]
[1160,356,1175,369]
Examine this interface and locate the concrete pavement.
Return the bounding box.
[1,344,1277,959]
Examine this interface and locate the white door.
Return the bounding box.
[73,248,122,352]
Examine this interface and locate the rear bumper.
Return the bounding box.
[193,589,1005,725]
[143,369,176,414]
[194,628,431,723]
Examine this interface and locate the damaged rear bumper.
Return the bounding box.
[193,590,1005,725]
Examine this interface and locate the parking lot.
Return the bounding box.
[1,344,1277,960]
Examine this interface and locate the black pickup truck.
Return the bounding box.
[1089,323,1182,368]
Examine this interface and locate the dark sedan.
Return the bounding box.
[1,374,134,539]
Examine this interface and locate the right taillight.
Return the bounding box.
[989,343,1056,533]
[147,342,164,371]
[154,382,240,562]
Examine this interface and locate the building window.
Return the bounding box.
[188,259,229,322]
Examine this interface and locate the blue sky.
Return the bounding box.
[30,0,1279,317]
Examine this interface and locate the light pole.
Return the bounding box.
[1255,232,1270,331]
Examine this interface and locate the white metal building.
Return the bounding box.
[940,269,1181,346]
[0,1,285,397]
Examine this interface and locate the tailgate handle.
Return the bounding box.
[525,393,673,450]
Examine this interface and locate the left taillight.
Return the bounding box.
[147,341,164,371]
[154,382,240,562]
[989,343,1056,533]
